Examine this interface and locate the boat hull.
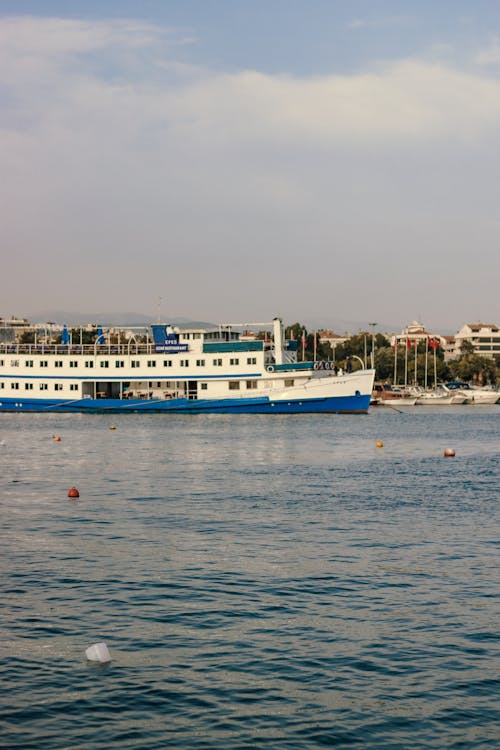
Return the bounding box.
[0,392,371,414]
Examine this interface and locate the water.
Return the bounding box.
[1,408,499,749]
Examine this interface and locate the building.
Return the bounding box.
[452,323,500,360]
[390,321,447,348]
[0,317,30,343]
[318,330,349,359]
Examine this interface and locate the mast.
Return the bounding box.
[273,317,284,365]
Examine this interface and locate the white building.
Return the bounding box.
[452,323,500,360]
[390,321,447,348]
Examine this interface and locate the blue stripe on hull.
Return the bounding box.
[0,394,371,414]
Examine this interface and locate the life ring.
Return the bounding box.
[266,365,274,372]
[313,362,319,370]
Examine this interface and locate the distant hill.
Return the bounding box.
[29,310,215,329]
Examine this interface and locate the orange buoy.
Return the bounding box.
[376,440,384,448]
[53,435,62,442]
[109,425,116,430]
[444,448,456,457]
[68,486,80,498]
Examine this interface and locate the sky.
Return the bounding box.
[1,0,500,332]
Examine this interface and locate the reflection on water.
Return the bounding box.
[1,409,499,748]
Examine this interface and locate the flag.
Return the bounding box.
[429,338,439,350]
[96,326,105,344]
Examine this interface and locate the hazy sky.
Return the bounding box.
[1,0,500,331]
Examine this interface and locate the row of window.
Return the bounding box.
[2,357,259,369]
[3,383,79,391]
[1,379,271,392]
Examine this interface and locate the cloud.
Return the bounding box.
[2,16,500,149]
[1,16,500,327]
[474,38,500,65]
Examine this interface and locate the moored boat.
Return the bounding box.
[372,383,418,406]
[0,318,375,414]
[412,386,468,405]
[444,382,499,405]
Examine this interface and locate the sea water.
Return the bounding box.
[0,408,499,749]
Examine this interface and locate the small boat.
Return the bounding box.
[444,382,499,405]
[412,386,468,405]
[372,383,417,406]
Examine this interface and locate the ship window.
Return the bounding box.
[11,382,19,389]
[196,359,205,367]
[25,382,33,390]
[115,361,124,368]
[213,358,222,366]
[85,360,94,368]
[246,380,257,389]
[131,360,140,368]
[247,357,257,365]
[54,384,63,391]
[200,383,208,390]
[180,359,189,367]
[229,381,240,390]
[40,361,48,367]
[11,360,19,367]
[25,360,34,367]
[70,384,78,391]
[230,358,239,366]
[39,383,48,391]
[0,360,4,366]
[193,333,201,339]
[163,360,172,367]
[147,360,156,368]
[100,361,109,368]
[284,379,294,387]
[70,361,78,368]
[55,361,63,368]
[0,382,3,388]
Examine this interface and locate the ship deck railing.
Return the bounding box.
[0,343,170,356]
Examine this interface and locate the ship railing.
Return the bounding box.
[0,343,167,356]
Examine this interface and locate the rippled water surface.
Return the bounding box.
[1,408,499,748]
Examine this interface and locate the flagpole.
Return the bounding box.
[424,336,428,390]
[414,338,418,386]
[404,337,408,388]
[393,338,398,384]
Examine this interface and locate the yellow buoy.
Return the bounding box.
[109,425,116,430]
[376,440,384,448]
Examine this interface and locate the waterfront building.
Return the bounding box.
[452,323,500,360]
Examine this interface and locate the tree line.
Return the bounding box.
[283,324,498,386]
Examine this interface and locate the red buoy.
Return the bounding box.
[68,486,80,498]
[444,448,456,458]
[53,435,62,442]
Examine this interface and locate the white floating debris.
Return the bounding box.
[85,642,111,663]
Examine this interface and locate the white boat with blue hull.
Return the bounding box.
[0,318,375,414]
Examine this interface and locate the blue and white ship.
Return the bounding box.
[0,318,375,414]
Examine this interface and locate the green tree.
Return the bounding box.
[19,330,35,344]
[449,355,497,385]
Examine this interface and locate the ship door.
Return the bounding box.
[188,381,198,400]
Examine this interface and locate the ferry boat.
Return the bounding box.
[0,318,375,414]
